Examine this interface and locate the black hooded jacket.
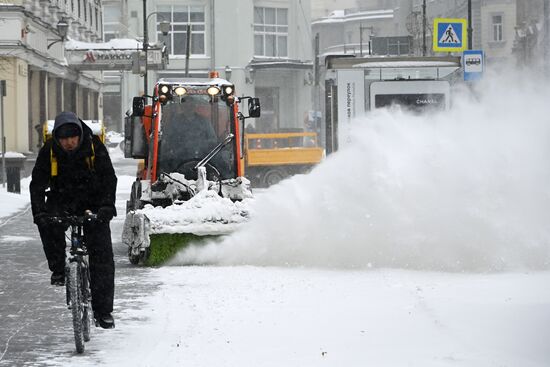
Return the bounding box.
[30,120,117,218]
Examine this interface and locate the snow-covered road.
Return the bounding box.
[1,70,550,366]
[43,266,550,367]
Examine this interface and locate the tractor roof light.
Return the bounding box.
[174,86,187,96]
[224,86,234,95]
[207,86,220,96]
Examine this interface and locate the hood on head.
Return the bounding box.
[52,112,85,152]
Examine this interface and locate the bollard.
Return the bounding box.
[6,166,21,193]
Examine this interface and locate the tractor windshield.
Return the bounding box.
[158,94,235,180]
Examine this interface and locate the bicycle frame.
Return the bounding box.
[50,214,95,354]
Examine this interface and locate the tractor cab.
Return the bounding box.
[124,74,260,207]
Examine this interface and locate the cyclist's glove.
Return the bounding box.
[33,212,49,227]
[97,206,115,223]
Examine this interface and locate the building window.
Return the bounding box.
[103,4,121,41]
[254,7,288,57]
[492,14,503,42]
[157,5,206,56]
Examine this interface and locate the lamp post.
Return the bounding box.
[142,1,170,97]
[47,18,70,49]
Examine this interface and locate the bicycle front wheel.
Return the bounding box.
[81,262,92,342]
[67,261,85,353]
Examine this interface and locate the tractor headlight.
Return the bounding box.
[207,86,220,96]
[159,85,170,94]
[174,87,187,96]
[224,86,234,95]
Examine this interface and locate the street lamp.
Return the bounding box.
[143,4,170,97]
[225,65,232,80]
[359,24,374,56]
[47,18,70,50]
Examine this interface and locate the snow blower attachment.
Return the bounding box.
[122,75,261,265]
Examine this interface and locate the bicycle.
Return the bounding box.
[49,211,97,354]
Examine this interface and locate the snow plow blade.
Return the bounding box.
[122,186,251,266]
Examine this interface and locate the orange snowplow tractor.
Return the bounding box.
[142,105,153,142]
[151,99,161,182]
[233,103,244,177]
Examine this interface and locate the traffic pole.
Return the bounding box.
[544,0,549,76]
[422,0,427,56]
[467,0,473,50]
[143,0,148,96]
[0,80,5,188]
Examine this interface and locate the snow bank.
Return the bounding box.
[0,176,31,221]
[173,68,550,272]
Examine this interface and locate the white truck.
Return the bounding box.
[322,55,462,154]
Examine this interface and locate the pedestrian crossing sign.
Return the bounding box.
[433,18,468,52]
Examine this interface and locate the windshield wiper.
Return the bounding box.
[194,133,234,170]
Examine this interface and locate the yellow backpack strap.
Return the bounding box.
[85,140,96,171]
[50,146,58,177]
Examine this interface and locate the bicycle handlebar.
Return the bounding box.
[47,211,99,226]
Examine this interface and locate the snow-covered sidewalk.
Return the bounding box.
[0,176,31,222]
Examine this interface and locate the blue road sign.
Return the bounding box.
[463,50,484,81]
[433,18,467,52]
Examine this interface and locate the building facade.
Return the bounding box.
[311,0,548,65]
[116,0,313,133]
[0,0,104,154]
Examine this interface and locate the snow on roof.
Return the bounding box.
[157,77,232,87]
[329,10,345,17]
[353,60,460,68]
[65,38,143,50]
[0,151,26,159]
[313,9,393,25]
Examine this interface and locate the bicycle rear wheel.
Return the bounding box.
[67,261,85,353]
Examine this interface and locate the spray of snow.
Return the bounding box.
[172,68,550,272]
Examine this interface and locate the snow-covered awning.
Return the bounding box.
[326,55,462,70]
[353,60,460,68]
[247,58,313,70]
[65,38,168,71]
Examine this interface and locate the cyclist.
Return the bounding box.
[30,111,118,329]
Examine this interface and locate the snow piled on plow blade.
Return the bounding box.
[128,189,251,237]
